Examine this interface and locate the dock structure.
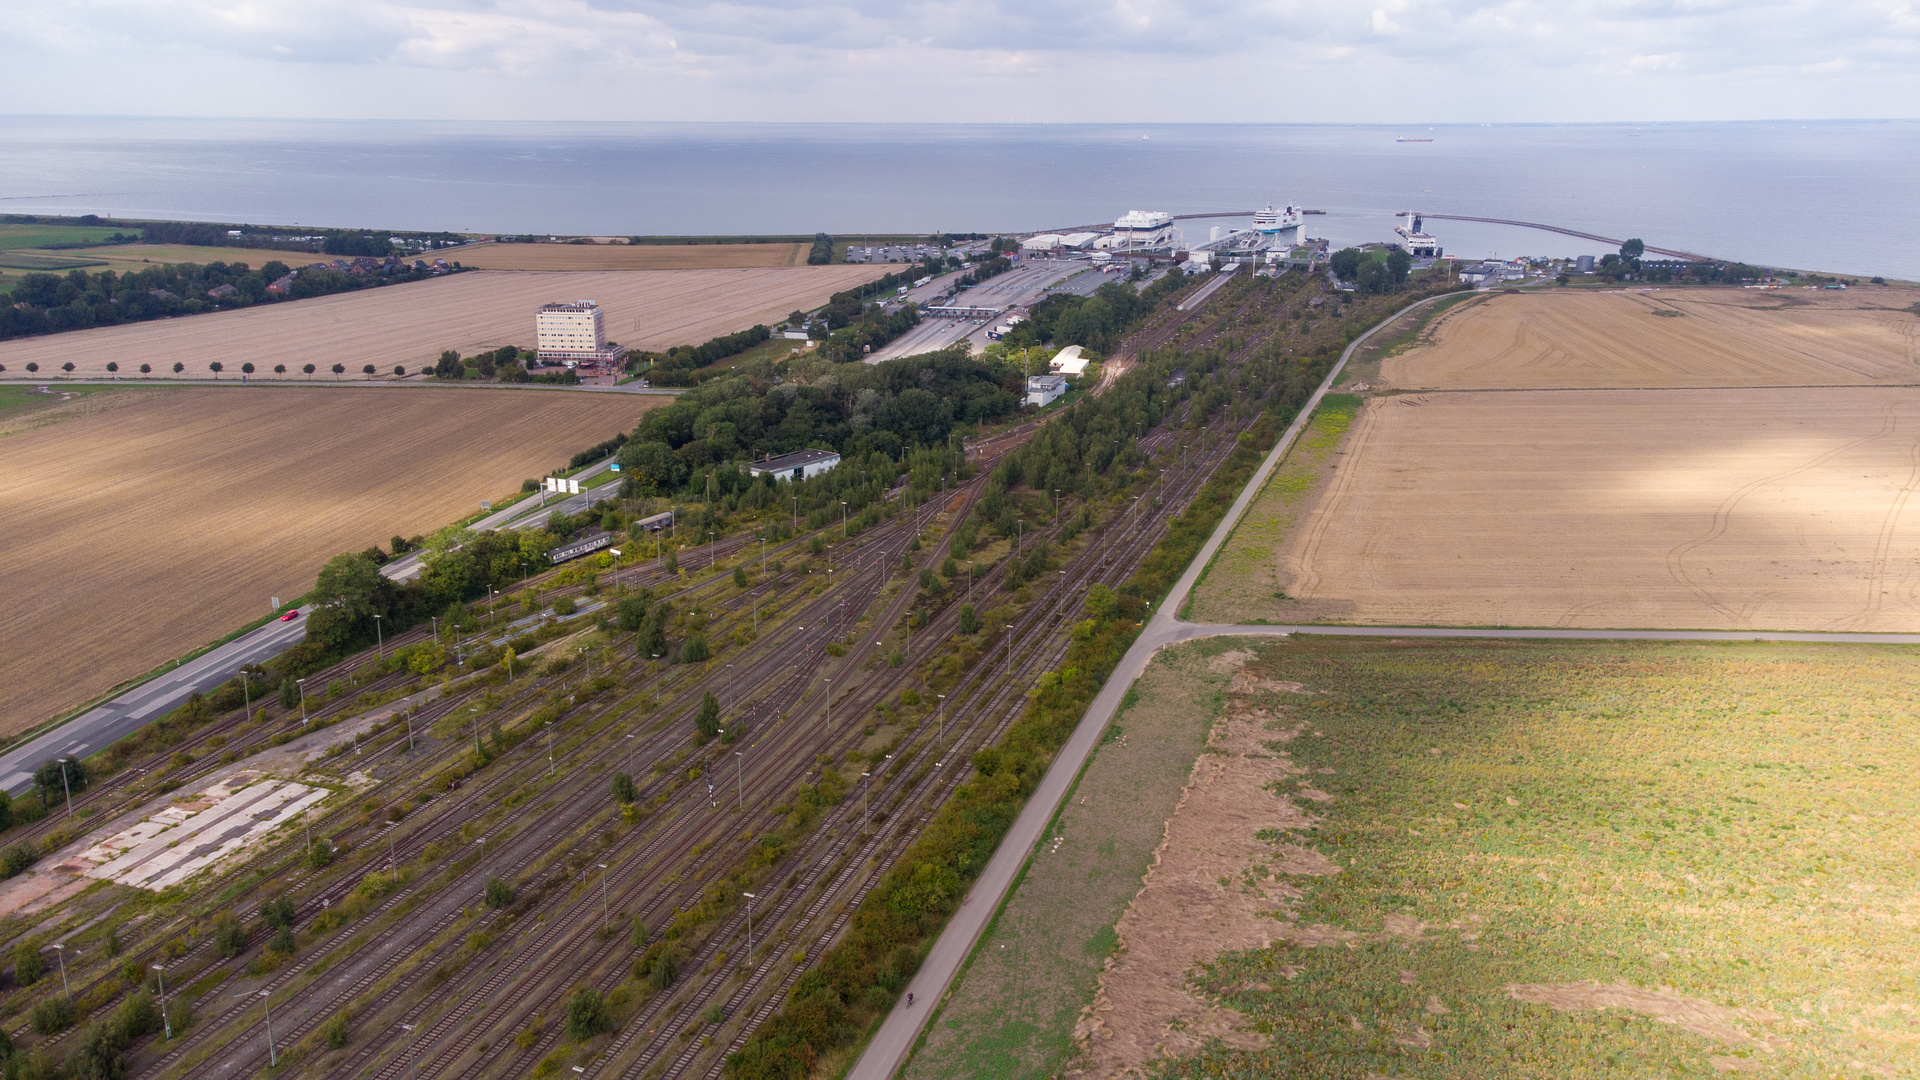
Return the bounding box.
[922,305,1001,320]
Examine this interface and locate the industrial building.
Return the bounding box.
[536,301,627,366]
[748,448,841,482]
[1026,374,1067,408]
[1020,234,1066,253]
[1049,345,1089,376]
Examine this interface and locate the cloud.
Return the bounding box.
[0,0,1916,119]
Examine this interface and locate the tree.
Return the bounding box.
[1620,238,1645,260]
[612,772,638,803]
[67,1019,128,1080]
[324,1014,350,1049]
[302,363,316,378]
[565,988,613,1041]
[172,362,184,375]
[331,363,345,377]
[274,363,286,375]
[61,361,75,373]
[105,362,118,374]
[484,877,515,908]
[362,364,376,375]
[240,362,255,376]
[393,365,406,376]
[140,363,151,374]
[208,361,222,377]
[732,565,749,588]
[279,677,300,709]
[259,896,296,928]
[116,990,161,1040]
[695,690,720,738]
[1330,247,1364,280]
[304,552,387,649]
[959,603,980,635]
[24,363,36,373]
[1385,248,1412,285]
[1084,583,1117,620]
[34,757,86,806]
[268,926,296,955]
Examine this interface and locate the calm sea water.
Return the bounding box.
[2,117,1915,278]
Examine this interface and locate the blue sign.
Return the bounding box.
[610,463,621,472]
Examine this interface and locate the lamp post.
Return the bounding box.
[241,669,252,726]
[298,677,309,726]
[372,613,383,660]
[51,943,69,998]
[861,771,873,832]
[735,751,744,812]
[431,616,439,643]
[238,989,276,1067]
[152,964,171,1039]
[742,892,757,968]
[545,720,555,775]
[936,694,947,739]
[60,761,73,817]
[626,733,637,776]
[597,863,611,930]
[400,1022,418,1078]
[840,500,849,538]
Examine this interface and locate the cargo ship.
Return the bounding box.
[1396,136,1434,143]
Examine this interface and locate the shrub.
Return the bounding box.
[324,1014,349,1049]
[308,842,333,869]
[647,954,675,990]
[682,635,710,664]
[66,1018,128,1080]
[552,597,577,617]
[116,990,161,1040]
[958,604,980,635]
[14,941,43,985]
[485,878,515,909]
[259,896,296,928]
[732,565,749,587]
[269,926,296,955]
[564,988,613,1041]
[213,915,246,958]
[164,997,192,1036]
[30,995,74,1035]
[2,843,38,878]
[611,773,638,804]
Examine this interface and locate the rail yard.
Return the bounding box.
[0,267,1381,1080]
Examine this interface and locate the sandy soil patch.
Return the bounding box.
[1382,288,1920,390]
[1069,684,1335,1076]
[0,387,664,735]
[1272,387,1920,631]
[0,266,887,377]
[447,243,807,271]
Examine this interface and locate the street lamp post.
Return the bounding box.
[51,943,69,998]
[735,751,743,812]
[152,964,171,1040]
[237,989,277,1067]
[936,694,946,739]
[545,721,555,776]
[861,771,873,832]
[840,500,849,538]
[241,670,252,726]
[400,1022,418,1078]
[597,863,611,931]
[298,677,309,726]
[431,616,439,643]
[373,613,383,660]
[626,733,637,776]
[60,761,73,817]
[742,891,757,968]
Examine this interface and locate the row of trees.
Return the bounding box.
[996,273,1189,354]
[1330,247,1414,294]
[0,261,450,341]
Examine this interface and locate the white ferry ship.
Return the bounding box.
[1252,203,1303,234]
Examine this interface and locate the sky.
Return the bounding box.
[1,0,1916,122]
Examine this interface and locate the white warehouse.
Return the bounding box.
[748,448,842,482]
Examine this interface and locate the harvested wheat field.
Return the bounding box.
[0,266,886,377]
[447,242,808,271]
[0,387,665,736]
[1381,287,1920,390]
[1276,387,1920,631]
[1191,288,1920,631]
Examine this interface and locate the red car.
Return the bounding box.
[278,609,300,622]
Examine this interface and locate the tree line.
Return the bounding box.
[0,261,454,342]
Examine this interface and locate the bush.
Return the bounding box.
[485,877,515,909]
[14,941,43,985]
[164,998,192,1036]
[2,842,38,878]
[324,1014,349,1049]
[269,926,296,955]
[214,915,246,958]
[308,842,333,869]
[958,604,980,635]
[552,597,577,617]
[258,896,296,928]
[116,991,161,1040]
[682,635,710,664]
[564,988,613,1041]
[30,995,74,1035]
[66,1019,127,1080]
[732,565,749,587]
[647,953,675,990]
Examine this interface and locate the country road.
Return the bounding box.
[848,290,1920,1079]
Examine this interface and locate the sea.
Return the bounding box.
[2,117,1916,279]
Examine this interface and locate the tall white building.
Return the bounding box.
[536,301,627,365]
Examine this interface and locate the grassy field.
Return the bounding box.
[1072,635,1920,1079]
[0,387,668,736]
[0,266,888,377]
[447,242,809,270]
[0,224,126,250]
[905,644,1225,1079]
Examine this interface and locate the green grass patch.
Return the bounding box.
[1163,636,1920,1080]
[0,224,129,250]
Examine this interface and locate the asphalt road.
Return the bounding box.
[381,456,622,582]
[846,290,1920,1079]
[0,609,312,796]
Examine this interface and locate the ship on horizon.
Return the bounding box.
[1396,136,1434,143]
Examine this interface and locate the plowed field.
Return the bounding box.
[0,266,886,377]
[0,387,666,736]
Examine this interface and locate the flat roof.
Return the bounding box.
[749,448,841,472]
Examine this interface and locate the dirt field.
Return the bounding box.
[0,266,886,377]
[1193,287,1920,631]
[445,242,807,271]
[905,644,1222,1080]
[1382,288,1920,390]
[1085,635,1920,1080]
[0,387,665,736]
